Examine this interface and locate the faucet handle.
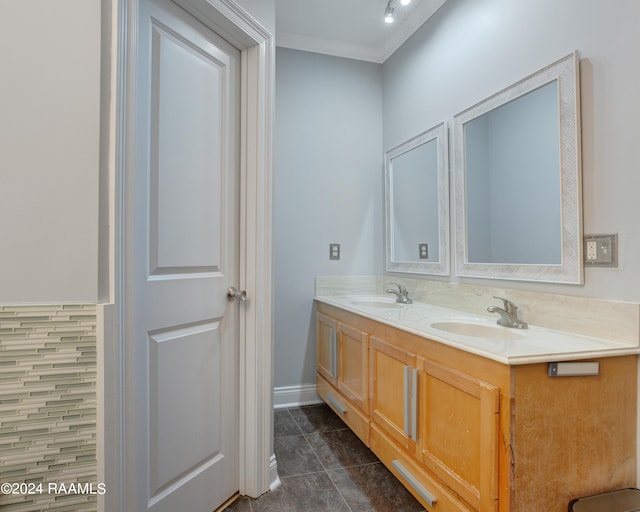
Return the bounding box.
[389,282,407,293]
[493,296,517,314]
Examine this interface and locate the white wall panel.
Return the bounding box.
[0,0,101,303]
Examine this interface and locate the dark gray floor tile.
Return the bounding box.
[289,403,346,434]
[273,434,324,477]
[306,428,378,470]
[274,409,302,438]
[225,406,425,511]
[328,462,425,512]
[222,496,253,512]
[251,473,349,512]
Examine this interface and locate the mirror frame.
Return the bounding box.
[385,122,450,276]
[453,52,583,284]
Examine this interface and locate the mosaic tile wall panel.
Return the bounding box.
[0,305,98,512]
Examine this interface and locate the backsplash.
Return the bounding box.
[0,304,97,512]
[315,276,640,346]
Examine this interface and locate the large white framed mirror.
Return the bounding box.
[453,52,583,284]
[385,122,450,276]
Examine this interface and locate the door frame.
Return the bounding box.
[100,0,275,510]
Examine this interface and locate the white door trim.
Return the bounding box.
[102,1,274,509]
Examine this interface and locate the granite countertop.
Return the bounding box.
[315,294,640,365]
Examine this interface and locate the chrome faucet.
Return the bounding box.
[487,296,528,329]
[385,283,412,304]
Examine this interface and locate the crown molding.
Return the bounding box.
[276,0,447,64]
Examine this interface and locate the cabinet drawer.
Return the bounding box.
[317,374,369,446]
[370,423,474,512]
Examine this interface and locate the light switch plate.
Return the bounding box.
[584,234,618,267]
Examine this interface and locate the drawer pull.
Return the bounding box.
[392,459,437,507]
[326,393,347,415]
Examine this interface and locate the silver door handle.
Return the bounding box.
[227,286,247,302]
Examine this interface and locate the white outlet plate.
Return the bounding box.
[329,243,340,261]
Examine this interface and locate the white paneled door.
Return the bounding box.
[128,0,241,510]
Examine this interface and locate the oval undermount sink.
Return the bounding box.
[350,298,404,309]
[430,321,523,340]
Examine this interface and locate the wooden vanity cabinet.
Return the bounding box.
[316,311,370,444]
[337,323,369,412]
[316,301,637,512]
[416,358,500,511]
[369,333,502,512]
[316,312,338,386]
[369,336,417,450]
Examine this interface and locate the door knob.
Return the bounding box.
[227,286,247,302]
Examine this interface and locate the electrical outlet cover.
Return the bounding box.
[584,234,618,267]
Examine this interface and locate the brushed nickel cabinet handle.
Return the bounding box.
[326,393,346,415]
[392,460,437,506]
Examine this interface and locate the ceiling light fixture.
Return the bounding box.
[384,0,412,23]
[384,1,394,23]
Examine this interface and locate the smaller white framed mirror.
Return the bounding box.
[453,52,583,284]
[385,122,450,276]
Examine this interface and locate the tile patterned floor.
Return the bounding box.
[224,404,425,512]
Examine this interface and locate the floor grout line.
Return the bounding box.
[290,405,356,512]
[327,468,354,512]
[225,404,425,512]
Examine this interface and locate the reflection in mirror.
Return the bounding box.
[454,52,582,284]
[385,122,449,276]
[392,140,439,261]
[465,81,561,264]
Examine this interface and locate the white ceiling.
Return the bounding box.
[276,0,448,63]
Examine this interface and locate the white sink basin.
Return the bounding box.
[430,321,524,341]
[350,298,405,309]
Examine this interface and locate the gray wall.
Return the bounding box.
[274,48,383,388]
[237,0,275,35]
[384,0,640,301]
[274,0,640,391]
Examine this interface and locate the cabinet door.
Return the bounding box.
[317,312,338,386]
[370,336,417,450]
[337,323,369,413]
[417,358,500,512]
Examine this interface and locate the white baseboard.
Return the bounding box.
[273,384,322,409]
[269,454,280,491]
